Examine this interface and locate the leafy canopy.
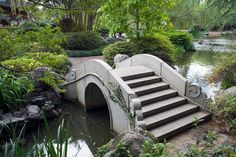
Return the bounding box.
[99,0,175,38]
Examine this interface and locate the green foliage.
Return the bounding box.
[97,27,110,38]
[163,31,194,51]
[2,58,44,72]
[39,70,65,93]
[111,142,132,157]
[0,26,65,62]
[1,118,70,157]
[103,34,175,66]
[185,131,236,157]
[24,52,70,74]
[0,69,33,110]
[2,53,69,74]
[65,47,104,57]
[94,142,110,157]
[208,53,236,89]
[99,0,175,38]
[62,32,107,50]
[139,141,168,157]
[133,35,174,65]
[210,94,236,132]
[103,41,138,65]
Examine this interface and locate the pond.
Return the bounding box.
[175,35,236,99]
[27,101,112,157]
[28,34,236,157]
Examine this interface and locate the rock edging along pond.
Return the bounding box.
[0,67,63,140]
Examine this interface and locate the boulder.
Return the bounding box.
[223,86,236,96]
[104,129,154,157]
[218,86,236,97]
[114,54,129,65]
[26,105,42,120]
[42,101,59,118]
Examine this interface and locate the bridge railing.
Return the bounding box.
[66,59,136,109]
[116,54,187,95]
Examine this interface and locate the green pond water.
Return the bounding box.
[30,35,236,157]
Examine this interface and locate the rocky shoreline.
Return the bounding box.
[0,67,63,140]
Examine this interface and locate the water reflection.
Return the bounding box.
[175,35,236,99]
[28,101,112,156]
[194,36,236,52]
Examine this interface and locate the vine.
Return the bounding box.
[108,82,136,129]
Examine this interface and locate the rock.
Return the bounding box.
[31,96,47,106]
[26,105,42,120]
[198,40,204,44]
[218,86,236,97]
[104,129,154,157]
[66,69,77,82]
[223,86,236,96]
[42,101,57,118]
[114,54,129,65]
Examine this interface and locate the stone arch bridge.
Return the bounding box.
[64,54,211,140]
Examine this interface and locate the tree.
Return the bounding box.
[99,0,175,39]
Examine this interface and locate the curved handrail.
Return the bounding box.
[65,59,136,107]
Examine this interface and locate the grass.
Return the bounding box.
[0,115,71,157]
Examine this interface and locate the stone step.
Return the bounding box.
[139,89,178,106]
[149,111,211,140]
[145,104,199,129]
[142,96,187,117]
[125,76,162,88]
[132,82,169,96]
[114,66,155,81]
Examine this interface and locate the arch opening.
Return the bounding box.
[85,83,108,110]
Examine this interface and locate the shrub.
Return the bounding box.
[208,53,236,89]
[210,94,236,132]
[163,31,194,51]
[2,53,70,74]
[19,21,41,32]
[0,26,65,62]
[139,141,169,157]
[2,57,44,72]
[97,27,110,38]
[65,47,104,57]
[25,52,70,74]
[0,69,33,110]
[133,35,175,65]
[105,37,126,44]
[62,31,107,50]
[102,41,138,65]
[103,35,175,66]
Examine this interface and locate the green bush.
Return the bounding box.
[211,94,236,132]
[0,69,33,110]
[139,141,169,157]
[25,52,70,74]
[163,31,194,51]
[103,35,175,66]
[133,35,175,65]
[102,41,138,65]
[63,31,107,50]
[2,57,44,72]
[0,27,65,62]
[97,27,110,38]
[65,47,104,57]
[208,53,236,89]
[2,53,70,74]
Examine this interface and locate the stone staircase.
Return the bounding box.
[115,66,211,140]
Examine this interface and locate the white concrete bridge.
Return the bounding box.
[64,54,211,140]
